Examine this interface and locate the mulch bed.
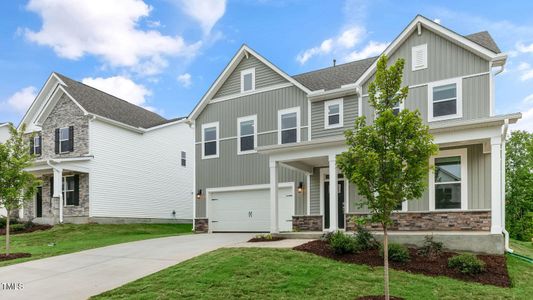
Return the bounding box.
[0,253,31,262]
[248,237,285,242]
[0,224,53,235]
[294,240,511,288]
[357,296,404,300]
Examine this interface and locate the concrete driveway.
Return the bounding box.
[0,233,252,300]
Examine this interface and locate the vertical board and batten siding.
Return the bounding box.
[214,55,288,98]
[309,168,321,215]
[89,119,194,220]
[311,94,358,139]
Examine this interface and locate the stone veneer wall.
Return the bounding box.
[194,218,209,233]
[293,215,323,231]
[345,211,491,232]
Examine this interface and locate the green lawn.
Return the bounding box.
[93,247,532,300]
[510,238,533,258]
[0,223,192,267]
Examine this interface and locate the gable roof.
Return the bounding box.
[53,73,171,128]
[292,57,377,91]
[464,31,501,54]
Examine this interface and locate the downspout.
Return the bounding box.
[46,160,63,223]
[501,119,513,253]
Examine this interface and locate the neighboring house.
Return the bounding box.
[0,122,9,143]
[189,15,521,254]
[18,73,194,224]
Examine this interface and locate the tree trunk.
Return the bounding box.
[5,211,10,256]
[383,224,389,300]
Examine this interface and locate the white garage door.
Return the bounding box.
[209,186,294,232]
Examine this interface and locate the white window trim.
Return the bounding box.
[277,107,301,145]
[411,44,428,71]
[428,77,462,122]
[324,98,344,129]
[429,148,468,211]
[240,68,256,93]
[59,127,70,153]
[237,115,257,155]
[33,136,41,154]
[202,122,219,159]
[63,175,75,207]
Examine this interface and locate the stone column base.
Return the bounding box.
[292,215,323,231]
[194,218,209,233]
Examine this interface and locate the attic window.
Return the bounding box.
[411,44,427,71]
[241,68,255,93]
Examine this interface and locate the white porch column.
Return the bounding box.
[269,160,279,233]
[52,168,63,223]
[490,136,503,234]
[328,154,338,231]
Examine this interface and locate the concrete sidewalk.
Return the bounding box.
[0,233,252,300]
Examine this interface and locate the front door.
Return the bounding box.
[36,186,43,218]
[324,181,345,229]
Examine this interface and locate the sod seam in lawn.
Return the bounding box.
[0,223,192,267]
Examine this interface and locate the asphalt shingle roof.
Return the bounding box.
[464,31,501,54]
[54,73,180,128]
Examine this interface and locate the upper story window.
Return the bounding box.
[237,115,257,154]
[278,107,300,144]
[181,151,186,167]
[202,122,219,159]
[428,78,462,122]
[411,44,427,71]
[324,99,343,129]
[55,126,74,154]
[240,68,255,93]
[430,148,467,211]
[392,100,404,116]
[31,135,42,156]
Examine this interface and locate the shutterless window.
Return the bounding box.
[325,99,343,128]
[203,125,218,157]
[279,110,298,144]
[63,176,76,206]
[432,83,457,118]
[181,151,186,167]
[241,68,255,93]
[434,156,462,209]
[238,116,256,153]
[59,127,70,153]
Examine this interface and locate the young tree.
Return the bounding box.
[505,130,533,241]
[0,124,40,255]
[337,55,438,299]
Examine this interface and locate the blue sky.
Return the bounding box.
[0,0,532,131]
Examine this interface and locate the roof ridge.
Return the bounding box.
[292,56,378,78]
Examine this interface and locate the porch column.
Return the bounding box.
[269,160,279,233]
[490,136,502,234]
[52,167,64,223]
[328,154,338,231]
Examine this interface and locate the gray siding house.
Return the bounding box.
[189,15,521,254]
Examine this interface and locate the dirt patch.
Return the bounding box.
[0,224,52,235]
[0,253,31,262]
[356,296,404,300]
[294,240,511,288]
[248,237,285,242]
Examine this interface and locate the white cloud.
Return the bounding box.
[510,106,533,132]
[178,0,226,34]
[177,73,192,88]
[518,62,530,71]
[0,86,37,114]
[24,0,201,75]
[517,42,533,53]
[81,76,152,108]
[345,41,389,61]
[521,69,533,81]
[337,27,365,48]
[524,93,533,104]
[297,39,333,65]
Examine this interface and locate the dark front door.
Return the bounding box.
[36,187,43,218]
[324,181,345,229]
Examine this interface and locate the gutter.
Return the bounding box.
[501,119,513,253]
[46,160,63,224]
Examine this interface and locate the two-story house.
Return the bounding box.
[190,15,521,254]
[18,73,194,224]
[0,122,9,143]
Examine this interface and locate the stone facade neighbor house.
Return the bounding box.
[189,15,521,254]
[17,73,194,224]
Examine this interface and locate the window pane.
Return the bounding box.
[61,140,69,152]
[435,156,461,182]
[243,73,253,91]
[281,129,297,144]
[394,202,403,210]
[281,112,297,129]
[60,128,69,140]
[34,136,41,147]
[328,104,339,115]
[433,84,456,101]
[435,183,461,209]
[204,127,216,141]
[65,191,75,205]
[392,108,400,116]
[328,114,339,125]
[66,177,75,191]
[433,100,457,117]
[181,151,186,159]
[240,136,254,151]
[240,120,254,136]
[204,141,217,156]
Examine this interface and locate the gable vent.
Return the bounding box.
[412,44,427,71]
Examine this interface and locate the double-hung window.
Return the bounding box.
[181,151,186,166]
[32,135,42,156]
[59,127,70,153]
[278,107,300,144]
[428,78,462,122]
[63,175,79,206]
[237,115,257,154]
[392,100,404,116]
[430,149,467,210]
[202,122,219,159]
[324,99,343,129]
[240,68,255,93]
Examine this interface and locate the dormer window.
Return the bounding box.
[324,99,343,129]
[240,68,255,93]
[412,44,427,71]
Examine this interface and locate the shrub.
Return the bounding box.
[330,231,357,254]
[320,231,334,243]
[9,223,26,232]
[354,225,379,250]
[0,217,20,229]
[254,233,273,240]
[418,235,443,260]
[448,253,486,274]
[380,243,410,262]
